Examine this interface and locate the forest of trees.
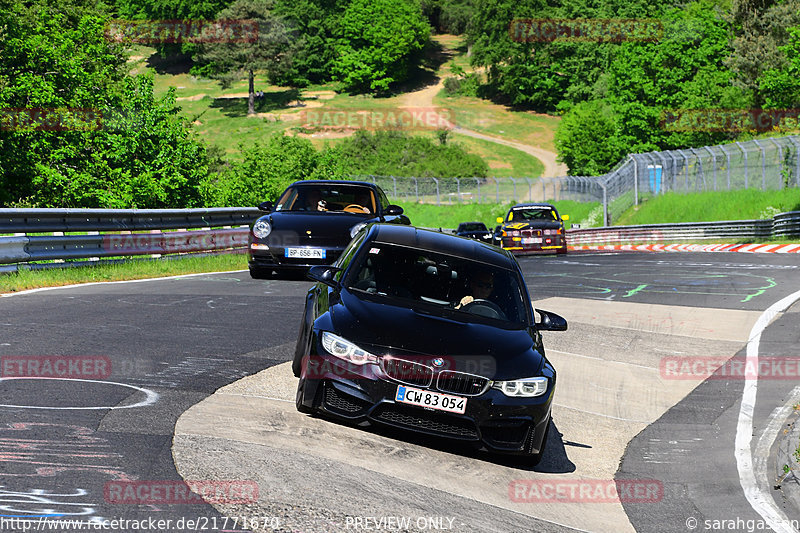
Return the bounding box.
[1,0,798,207]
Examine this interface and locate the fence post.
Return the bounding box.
[495,177,500,203]
[601,182,609,227]
[432,177,440,205]
[720,144,732,190]
[633,155,639,205]
[788,136,800,186]
[414,177,419,202]
[682,150,690,192]
[753,139,766,190]
[690,147,705,191]
[704,146,717,191]
[475,178,482,203]
[392,176,397,199]
[736,142,748,188]
[525,177,533,202]
[509,177,517,202]
[769,138,783,189]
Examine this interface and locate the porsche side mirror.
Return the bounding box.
[496,217,504,224]
[535,309,567,331]
[384,205,404,216]
[307,265,341,288]
[258,201,274,212]
[561,214,570,221]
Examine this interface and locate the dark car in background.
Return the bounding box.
[248,180,410,278]
[293,224,567,466]
[493,203,569,255]
[455,221,493,243]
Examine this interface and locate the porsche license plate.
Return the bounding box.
[395,385,467,414]
[285,247,326,259]
[522,237,542,244]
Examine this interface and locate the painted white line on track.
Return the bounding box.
[0,377,159,409]
[0,270,248,298]
[736,288,800,533]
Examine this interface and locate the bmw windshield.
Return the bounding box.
[344,242,530,327]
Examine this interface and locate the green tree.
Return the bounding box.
[758,26,800,108]
[194,0,298,115]
[555,101,626,175]
[200,134,328,206]
[0,0,210,207]
[332,0,431,93]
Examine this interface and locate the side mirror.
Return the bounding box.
[535,309,567,331]
[307,265,341,288]
[561,214,569,221]
[258,201,274,212]
[496,217,504,224]
[384,204,404,216]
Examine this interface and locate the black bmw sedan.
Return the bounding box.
[248,180,410,278]
[293,224,567,466]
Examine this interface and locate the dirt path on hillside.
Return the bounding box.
[398,74,569,178]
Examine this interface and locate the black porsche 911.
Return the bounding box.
[248,180,410,278]
[293,224,567,466]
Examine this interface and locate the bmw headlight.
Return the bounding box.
[350,222,367,239]
[253,219,271,239]
[491,377,548,397]
[321,332,377,365]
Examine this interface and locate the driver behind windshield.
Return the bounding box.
[456,270,494,309]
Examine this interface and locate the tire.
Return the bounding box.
[295,379,313,414]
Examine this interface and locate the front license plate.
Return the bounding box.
[395,385,467,414]
[522,237,542,244]
[285,247,326,259]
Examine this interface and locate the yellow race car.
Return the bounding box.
[492,203,569,255]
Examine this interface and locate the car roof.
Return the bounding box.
[368,224,517,269]
[290,179,377,188]
[510,203,557,210]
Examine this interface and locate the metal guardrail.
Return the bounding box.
[567,211,800,244]
[0,208,260,273]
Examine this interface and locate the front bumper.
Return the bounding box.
[248,244,345,271]
[297,353,553,455]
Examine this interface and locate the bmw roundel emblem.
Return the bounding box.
[432,358,445,368]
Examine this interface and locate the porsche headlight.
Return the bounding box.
[350,222,367,239]
[321,332,378,365]
[253,219,271,239]
[492,377,548,397]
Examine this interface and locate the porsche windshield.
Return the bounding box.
[346,243,528,325]
[275,185,376,214]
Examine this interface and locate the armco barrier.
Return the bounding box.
[0,208,260,272]
[567,211,800,244]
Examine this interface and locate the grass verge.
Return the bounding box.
[0,253,247,294]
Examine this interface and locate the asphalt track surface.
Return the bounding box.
[0,251,798,532]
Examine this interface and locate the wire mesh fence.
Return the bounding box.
[355,134,800,227]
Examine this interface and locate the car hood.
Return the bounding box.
[264,212,372,234]
[329,289,544,379]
